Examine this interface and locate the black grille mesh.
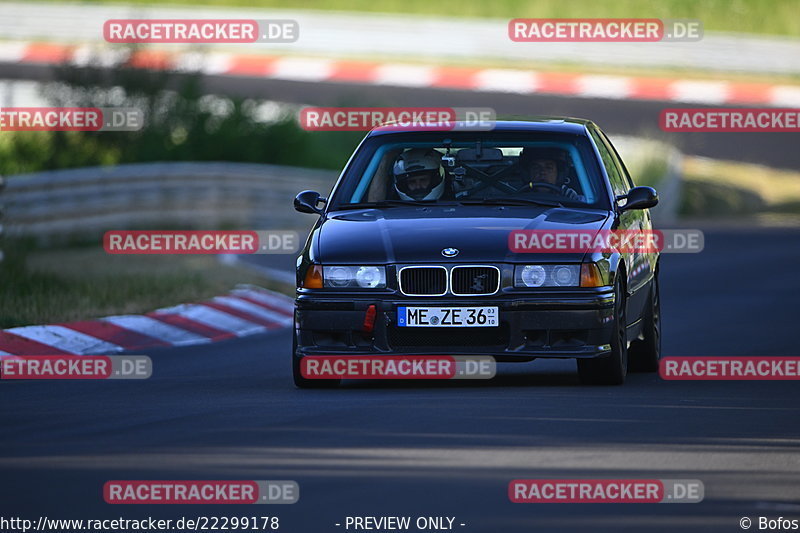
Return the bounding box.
[400,267,446,295]
[451,267,499,295]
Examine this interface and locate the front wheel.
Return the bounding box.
[578,276,628,385]
[629,270,661,373]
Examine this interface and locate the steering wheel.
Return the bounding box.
[515,182,563,195]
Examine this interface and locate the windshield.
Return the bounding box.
[329,131,609,210]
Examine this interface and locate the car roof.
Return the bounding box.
[367,118,595,137]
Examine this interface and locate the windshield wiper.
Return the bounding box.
[459,198,564,208]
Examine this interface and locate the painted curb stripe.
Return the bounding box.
[60,320,171,350]
[212,296,293,326]
[0,287,295,357]
[101,315,211,346]
[6,325,123,354]
[0,331,73,355]
[145,312,236,342]
[151,303,268,337]
[200,301,285,330]
[0,41,794,106]
[4,325,123,355]
[230,290,294,317]
[236,287,295,306]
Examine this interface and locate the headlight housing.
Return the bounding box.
[514,264,580,287]
[322,266,386,289]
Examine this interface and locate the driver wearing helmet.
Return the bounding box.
[518,147,583,201]
[392,148,446,201]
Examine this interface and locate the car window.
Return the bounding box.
[598,130,635,190]
[329,132,610,210]
[589,128,628,198]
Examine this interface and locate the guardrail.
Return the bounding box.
[2,144,682,246]
[3,162,339,244]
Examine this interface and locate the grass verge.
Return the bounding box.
[680,157,800,221]
[0,240,292,329]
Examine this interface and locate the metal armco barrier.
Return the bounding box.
[3,162,338,243]
[3,142,680,244]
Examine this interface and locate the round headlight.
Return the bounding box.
[553,266,576,286]
[356,266,382,288]
[521,265,546,287]
[327,266,352,287]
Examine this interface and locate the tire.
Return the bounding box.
[629,269,661,373]
[578,275,628,385]
[292,321,341,389]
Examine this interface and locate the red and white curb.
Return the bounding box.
[0,285,293,357]
[2,41,800,107]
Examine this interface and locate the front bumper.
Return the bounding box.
[294,289,615,361]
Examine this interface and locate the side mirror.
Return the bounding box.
[294,190,326,215]
[618,186,658,212]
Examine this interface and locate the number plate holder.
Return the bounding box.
[396,306,499,327]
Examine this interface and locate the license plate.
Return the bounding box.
[397,306,498,327]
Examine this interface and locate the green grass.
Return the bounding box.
[0,240,291,328]
[680,157,800,219]
[54,0,800,37]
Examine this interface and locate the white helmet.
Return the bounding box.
[392,148,445,201]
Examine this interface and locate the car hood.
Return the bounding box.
[316,206,610,264]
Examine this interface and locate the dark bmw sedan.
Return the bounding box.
[292,119,661,386]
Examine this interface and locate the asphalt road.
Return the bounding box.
[2,227,799,532]
[3,63,799,169]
